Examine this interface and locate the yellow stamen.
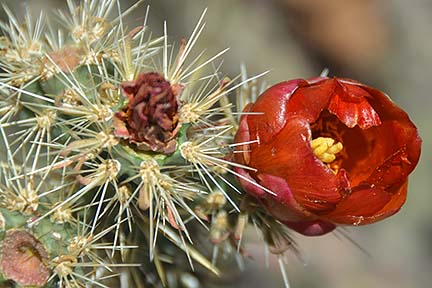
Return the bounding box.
[311,137,343,164]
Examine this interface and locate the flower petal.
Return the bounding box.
[257,173,313,221]
[247,79,305,144]
[233,166,267,199]
[366,147,411,191]
[248,115,343,213]
[370,181,408,223]
[360,83,422,171]
[323,185,393,225]
[285,78,335,123]
[341,119,420,187]
[328,79,381,129]
[239,172,336,236]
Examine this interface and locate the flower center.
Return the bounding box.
[311,137,343,164]
[310,110,349,173]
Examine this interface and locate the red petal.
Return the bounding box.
[371,181,408,222]
[285,78,335,123]
[247,79,305,144]
[236,172,336,236]
[248,116,342,213]
[257,173,313,221]
[341,120,420,187]
[366,147,411,191]
[328,80,381,129]
[323,185,392,225]
[233,167,267,199]
[360,83,422,170]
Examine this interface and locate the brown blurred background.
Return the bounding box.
[2,0,431,287]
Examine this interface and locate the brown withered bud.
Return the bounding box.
[114,73,182,154]
[1,230,50,287]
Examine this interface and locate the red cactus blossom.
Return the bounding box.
[114,72,182,154]
[234,77,421,236]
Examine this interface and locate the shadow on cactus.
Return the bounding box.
[0,1,421,288]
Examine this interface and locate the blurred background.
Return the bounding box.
[2,0,431,287]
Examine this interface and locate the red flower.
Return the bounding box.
[234,77,421,236]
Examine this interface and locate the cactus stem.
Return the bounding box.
[0,2,279,286]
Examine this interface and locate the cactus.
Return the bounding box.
[0,1,293,287]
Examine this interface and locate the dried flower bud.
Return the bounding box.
[1,230,50,287]
[114,72,182,154]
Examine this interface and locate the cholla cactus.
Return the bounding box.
[0,1,422,288]
[0,1,290,287]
